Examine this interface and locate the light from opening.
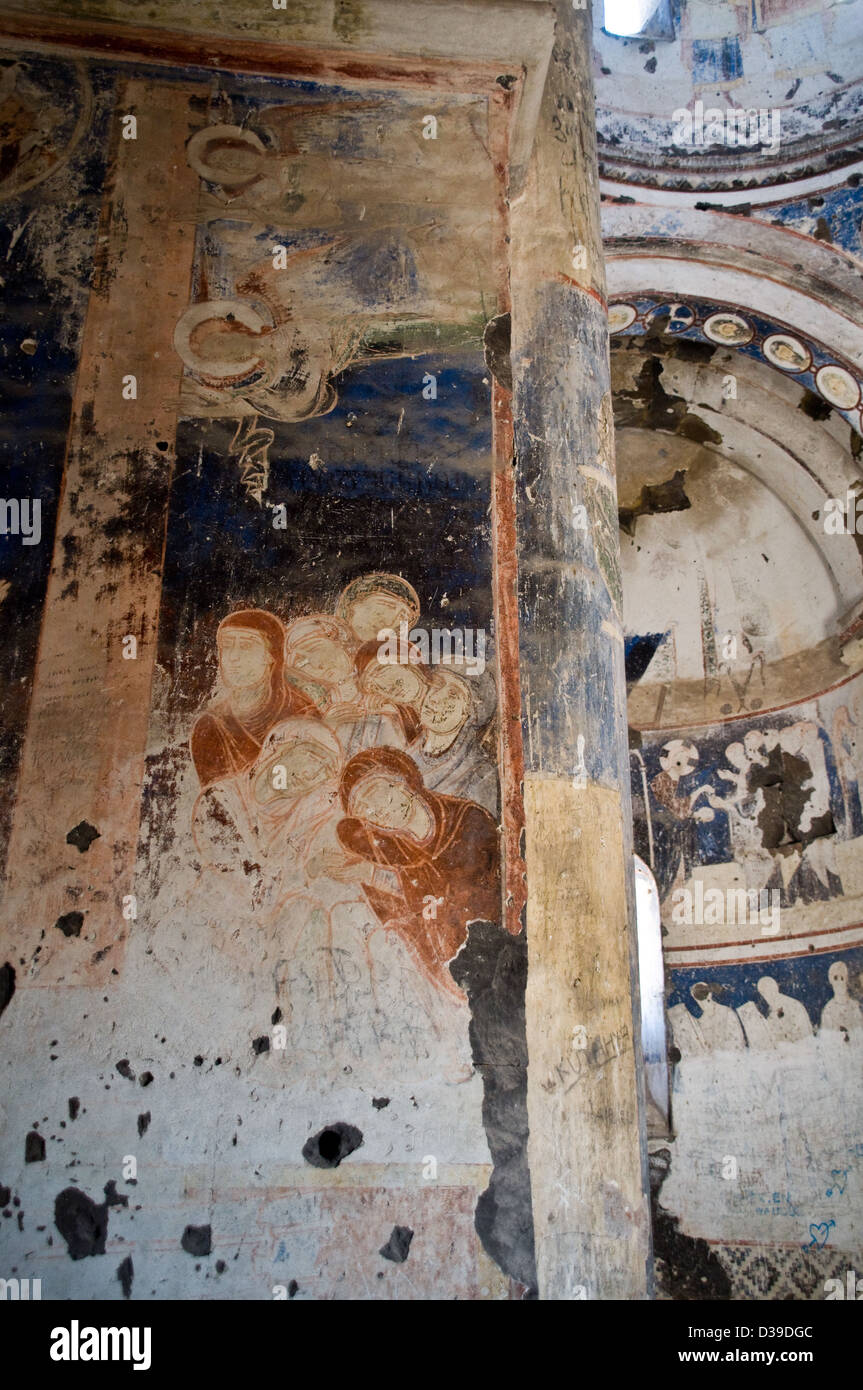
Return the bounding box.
[603,0,670,38]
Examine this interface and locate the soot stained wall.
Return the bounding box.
[0,43,533,1301]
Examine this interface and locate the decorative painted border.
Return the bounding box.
[609,294,863,433]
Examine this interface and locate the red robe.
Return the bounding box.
[191,682,318,790]
[337,790,500,996]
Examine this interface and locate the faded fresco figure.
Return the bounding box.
[284,614,359,711]
[190,610,320,899]
[336,747,500,999]
[191,609,318,790]
[307,636,412,757]
[668,982,746,1057]
[179,577,499,1083]
[409,667,500,816]
[248,717,385,1060]
[336,572,420,645]
[819,960,863,1036]
[283,615,405,754]
[750,975,813,1046]
[649,740,715,900]
[354,639,430,743]
[249,718,345,884]
[690,982,746,1052]
[191,716,343,914]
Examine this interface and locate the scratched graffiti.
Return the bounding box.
[540,1025,631,1095]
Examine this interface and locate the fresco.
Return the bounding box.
[139,74,516,1289]
[662,945,863,1250]
[170,84,496,473]
[760,182,863,265]
[0,45,526,1300]
[638,679,863,1259]
[132,75,511,1102]
[143,529,503,1084]
[630,686,863,920]
[610,296,863,433]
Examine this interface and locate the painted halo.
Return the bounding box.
[0,59,93,203]
[815,364,861,411]
[609,303,637,333]
[185,124,268,189]
[335,573,421,628]
[763,333,811,373]
[704,312,753,346]
[173,299,271,387]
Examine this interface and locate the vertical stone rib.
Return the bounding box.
[0,80,201,986]
[510,1,653,1298]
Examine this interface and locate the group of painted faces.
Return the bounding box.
[214,575,472,836]
[217,573,474,739]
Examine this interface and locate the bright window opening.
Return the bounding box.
[634,854,671,1136]
[603,0,675,40]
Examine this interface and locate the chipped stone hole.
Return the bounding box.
[613,353,722,445]
[379,1224,414,1263]
[181,1223,212,1257]
[648,1148,731,1299]
[103,1179,129,1209]
[54,911,84,938]
[611,347,750,539]
[65,819,100,852]
[0,960,14,1020]
[117,1254,134,1299]
[450,920,537,1294]
[302,1122,363,1169]
[25,1130,45,1163]
[54,1187,108,1261]
[798,388,832,421]
[618,468,691,538]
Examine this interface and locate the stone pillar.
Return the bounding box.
[510,2,653,1299]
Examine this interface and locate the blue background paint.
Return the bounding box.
[668,944,863,1028]
[0,56,113,872]
[156,350,495,718]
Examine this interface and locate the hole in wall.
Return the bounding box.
[302,1122,363,1169]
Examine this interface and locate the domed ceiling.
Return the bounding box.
[613,330,863,728]
[594,0,863,192]
[598,2,863,731]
